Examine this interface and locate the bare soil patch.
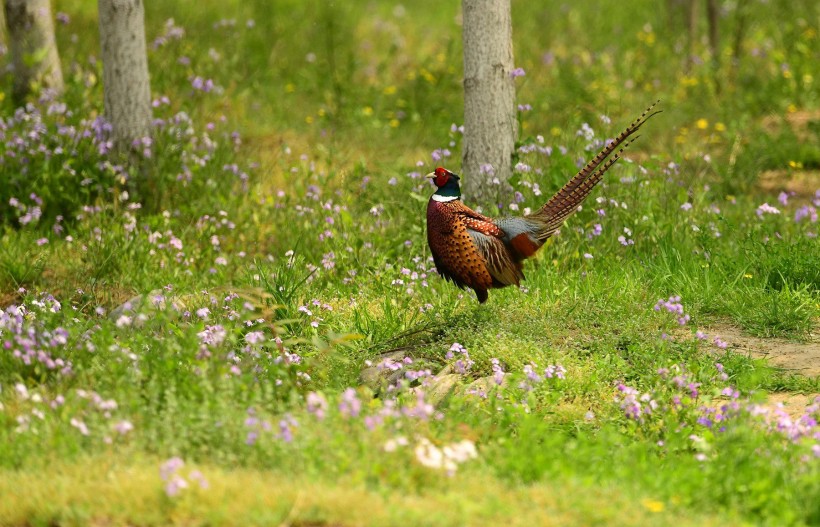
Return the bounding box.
[712,324,820,377]
[708,325,820,418]
[761,109,820,141]
[765,392,820,420]
[758,168,820,198]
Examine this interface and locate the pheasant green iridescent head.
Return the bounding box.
[426,167,461,201]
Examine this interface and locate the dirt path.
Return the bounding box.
[712,324,820,377]
[710,325,819,418]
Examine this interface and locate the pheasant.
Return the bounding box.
[426,101,660,303]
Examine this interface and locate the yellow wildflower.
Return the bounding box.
[641,499,665,513]
[681,76,698,87]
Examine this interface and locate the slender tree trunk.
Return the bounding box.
[461,0,517,205]
[665,0,685,29]
[731,0,749,69]
[706,0,719,61]
[685,0,697,73]
[705,0,720,93]
[5,0,64,102]
[98,0,152,151]
[0,2,7,45]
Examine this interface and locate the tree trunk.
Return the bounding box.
[461,0,517,205]
[0,2,7,45]
[685,0,697,73]
[705,0,720,93]
[98,0,152,151]
[731,0,749,68]
[5,0,64,102]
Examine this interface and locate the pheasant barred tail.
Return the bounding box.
[528,100,662,241]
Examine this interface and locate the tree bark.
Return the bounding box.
[731,0,749,67]
[98,0,152,150]
[685,0,697,73]
[706,0,720,93]
[0,2,7,45]
[5,0,64,102]
[461,0,517,205]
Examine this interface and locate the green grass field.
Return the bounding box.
[1,0,819,525]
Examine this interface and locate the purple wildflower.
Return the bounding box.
[306,392,328,420]
[756,203,781,217]
[338,388,361,418]
[491,358,506,385]
[160,457,185,481]
[794,206,817,223]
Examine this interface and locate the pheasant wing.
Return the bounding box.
[427,206,495,293]
[456,212,524,287]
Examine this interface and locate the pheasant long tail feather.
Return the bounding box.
[533,101,661,228]
[538,135,639,235]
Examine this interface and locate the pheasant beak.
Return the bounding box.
[425,172,436,180]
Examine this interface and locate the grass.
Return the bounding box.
[1,454,749,527]
[0,0,819,525]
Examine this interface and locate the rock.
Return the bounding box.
[108,292,149,321]
[414,373,461,405]
[359,350,412,390]
[460,374,508,397]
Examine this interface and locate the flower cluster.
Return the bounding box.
[654,295,690,326]
[159,457,208,497]
[446,343,475,374]
[615,384,659,422]
[617,359,820,460]
[412,437,478,475]
[1,297,74,377]
[520,362,566,392]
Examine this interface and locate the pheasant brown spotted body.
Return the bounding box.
[426,102,661,303]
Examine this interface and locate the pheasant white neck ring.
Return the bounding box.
[432,194,459,202]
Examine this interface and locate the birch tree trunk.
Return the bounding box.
[461,0,517,205]
[98,0,152,151]
[0,3,6,46]
[5,0,64,102]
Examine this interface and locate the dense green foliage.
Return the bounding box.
[0,0,819,525]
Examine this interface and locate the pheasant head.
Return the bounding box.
[427,167,461,202]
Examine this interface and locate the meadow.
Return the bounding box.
[1,0,819,525]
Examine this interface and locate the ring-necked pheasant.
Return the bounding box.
[426,101,660,303]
